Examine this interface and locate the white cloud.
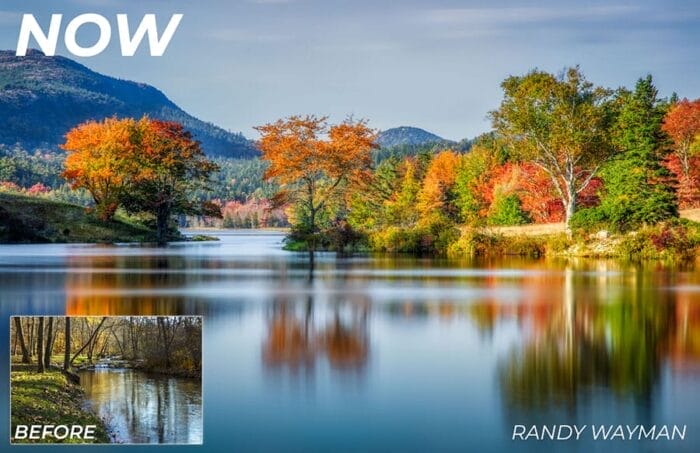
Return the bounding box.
[248,0,295,4]
[312,41,399,53]
[69,0,123,6]
[420,5,641,25]
[207,29,291,43]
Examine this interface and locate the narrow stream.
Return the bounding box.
[78,367,202,444]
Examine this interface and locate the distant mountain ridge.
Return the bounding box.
[376,126,453,148]
[0,50,258,158]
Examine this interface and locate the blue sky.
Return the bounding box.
[0,0,698,140]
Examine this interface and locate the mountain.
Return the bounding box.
[0,50,258,158]
[376,126,452,148]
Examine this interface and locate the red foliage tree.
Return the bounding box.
[662,98,700,208]
[478,162,603,224]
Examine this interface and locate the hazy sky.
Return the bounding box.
[0,0,698,140]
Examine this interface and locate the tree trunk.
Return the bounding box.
[71,317,107,365]
[14,318,31,364]
[680,144,690,178]
[44,317,54,370]
[129,317,138,359]
[112,328,125,357]
[63,317,71,371]
[308,203,317,267]
[28,318,35,358]
[36,317,45,373]
[563,175,577,233]
[157,317,172,369]
[156,207,169,246]
[565,196,576,226]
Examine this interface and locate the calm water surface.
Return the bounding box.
[78,367,202,444]
[1,231,700,452]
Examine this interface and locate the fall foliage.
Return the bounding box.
[416,150,460,223]
[62,117,137,220]
[61,116,219,242]
[6,65,697,254]
[662,98,700,208]
[491,67,615,227]
[256,115,376,252]
[122,118,220,244]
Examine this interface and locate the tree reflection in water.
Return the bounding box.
[80,369,202,444]
[262,267,369,373]
[496,260,690,419]
[262,297,370,373]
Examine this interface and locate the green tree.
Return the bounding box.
[487,190,529,226]
[454,145,498,225]
[597,75,678,230]
[491,67,615,228]
[386,159,421,227]
[347,157,399,231]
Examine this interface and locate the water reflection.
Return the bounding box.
[1,234,700,451]
[263,297,369,372]
[79,369,202,444]
[496,264,686,419]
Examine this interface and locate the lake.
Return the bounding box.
[1,231,699,451]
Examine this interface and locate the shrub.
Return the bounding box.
[323,220,366,252]
[544,233,573,254]
[569,207,608,233]
[616,223,699,260]
[487,192,529,226]
[369,226,424,253]
[448,230,548,258]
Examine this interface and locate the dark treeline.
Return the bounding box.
[11,316,202,378]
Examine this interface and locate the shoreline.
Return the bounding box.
[77,361,202,380]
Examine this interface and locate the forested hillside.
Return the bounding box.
[0,50,257,158]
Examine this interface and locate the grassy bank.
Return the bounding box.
[10,365,110,444]
[288,214,700,262]
[448,220,700,261]
[0,193,155,243]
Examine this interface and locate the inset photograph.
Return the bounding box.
[10,316,202,444]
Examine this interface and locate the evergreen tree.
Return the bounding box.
[487,191,530,226]
[598,75,678,231]
[386,160,421,227]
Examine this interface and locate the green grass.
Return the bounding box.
[282,237,310,251]
[10,366,110,444]
[39,354,91,368]
[0,192,155,243]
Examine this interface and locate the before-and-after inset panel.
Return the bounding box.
[10,316,202,445]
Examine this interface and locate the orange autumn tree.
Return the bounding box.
[62,116,219,243]
[416,150,460,223]
[121,118,220,244]
[255,115,376,253]
[662,98,700,208]
[62,117,138,220]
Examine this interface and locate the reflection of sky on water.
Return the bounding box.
[1,232,700,451]
[78,369,202,445]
